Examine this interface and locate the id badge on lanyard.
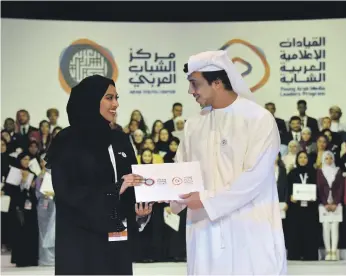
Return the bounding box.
[299,173,308,207]
[108,220,128,242]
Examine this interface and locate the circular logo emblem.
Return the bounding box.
[144,178,155,186]
[59,38,119,94]
[219,38,270,93]
[172,177,183,186]
[221,139,228,146]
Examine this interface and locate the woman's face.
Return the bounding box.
[289,143,298,154]
[169,141,178,152]
[29,143,39,156]
[132,111,142,122]
[154,121,163,134]
[324,154,334,166]
[301,131,311,142]
[176,120,184,131]
[143,139,155,151]
[134,132,144,143]
[20,155,31,169]
[159,129,169,142]
[297,153,308,167]
[142,150,153,164]
[323,131,332,142]
[1,140,7,153]
[99,85,119,123]
[317,136,327,151]
[129,120,139,133]
[1,132,11,143]
[4,119,15,132]
[40,122,50,135]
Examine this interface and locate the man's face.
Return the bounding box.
[290,119,301,132]
[187,72,215,106]
[48,112,59,125]
[173,105,183,118]
[265,104,276,116]
[330,108,342,120]
[297,103,307,115]
[4,119,15,132]
[18,111,29,125]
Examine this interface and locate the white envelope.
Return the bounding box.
[132,161,204,202]
[319,205,343,223]
[6,167,23,186]
[293,183,316,201]
[164,207,180,232]
[1,195,11,213]
[40,172,54,193]
[29,158,41,176]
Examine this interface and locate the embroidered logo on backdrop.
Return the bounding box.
[59,39,118,94]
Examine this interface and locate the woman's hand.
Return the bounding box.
[135,202,153,217]
[120,174,144,195]
[290,195,297,203]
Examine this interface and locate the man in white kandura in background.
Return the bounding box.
[170,50,287,275]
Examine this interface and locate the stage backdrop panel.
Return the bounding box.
[1,18,345,129]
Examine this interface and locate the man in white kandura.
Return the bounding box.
[171,50,287,275]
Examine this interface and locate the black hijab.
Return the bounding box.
[45,75,115,167]
[294,150,315,175]
[163,137,180,163]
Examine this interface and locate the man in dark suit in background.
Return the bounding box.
[264,102,287,140]
[164,103,183,133]
[15,109,38,149]
[297,100,319,137]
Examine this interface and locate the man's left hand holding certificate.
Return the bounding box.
[131,161,204,202]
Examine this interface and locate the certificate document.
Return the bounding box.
[292,183,317,201]
[132,161,204,202]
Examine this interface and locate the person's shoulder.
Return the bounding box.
[112,129,130,142]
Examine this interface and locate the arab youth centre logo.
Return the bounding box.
[219,39,270,92]
[59,39,119,94]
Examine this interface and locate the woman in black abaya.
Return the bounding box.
[45,75,151,275]
[286,151,320,261]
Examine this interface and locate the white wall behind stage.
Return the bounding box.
[1,18,346,128]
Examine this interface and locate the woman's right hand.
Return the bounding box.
[290,195,297,203]
[120,174,144,195]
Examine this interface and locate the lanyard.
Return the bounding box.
[299,173,308,185]
[108,145,118,183]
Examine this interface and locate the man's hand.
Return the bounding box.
[120,174,144,195]
[135,202,153,217]
[179,192,203,210]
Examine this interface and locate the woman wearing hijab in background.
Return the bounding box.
[35,154,55,266]
[1,130,16,154]
[28,140,41,163]
[171,117,185,142]
[151,120,164,143]
[5,151,39,267]
[137,137,164,164]
[52,126,62,139]
[163,137,180,163]
[275,152,289,248]
[45,75,151,275]
[321,128,341,166]
[38,120,52,153]
[156,128,171,156]
[317,151,344,261]
[131,129,144,155]
[282,140,300,173]
[300,127,317,154]
[286,151,320,261]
